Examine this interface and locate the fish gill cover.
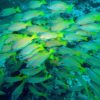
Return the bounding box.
[0,0,100,100]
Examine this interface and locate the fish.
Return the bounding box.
[79,23,100,32]
[34,19,47,25]
[87,68,100,85]
[0,52,15,67]
[12,35,35,51]
[94,52,100,59]
[21,10,44,21]
[29,85,47,97]
[26,51,51,67]
[91,68,100,77]
[51,18,74,32]
[76,30,96,37]
[0,30,12,36]
[58,46,81,56]
[28,0,46,9]
[77,75,88,89]
[45,39,66,47]
[12,13,23,22]
[89,82,100,100]
[0,7,21,17]
[0,68,4,86]
[20,66,45,76]
[6,76,23,83]
[26,53,49,67]
[0,24,10,32]
[5,34,23,44]
[8,21,32,32]
[94,38,100,45]
[40,32,58,40]
[59,56,82,71]
[77,12,100,25]
[64,33,87,42]
[20,47,44,60]
[78,51,91,61]
[11,81,25,100]
[79,42,99,52]
[0,44,12,53]
[27,74,51,84]
[86,56,100,68]
[0,91,5,95]
[51,21,69,32]
[27,25,48,34]
[49,17,65,24]
[18,43,42,58]
[48,1,73,13]
[66,24,79,32]
[0,35,8,51]
[55,79,68,89]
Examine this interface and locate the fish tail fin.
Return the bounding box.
[40,11,45,16]
[26,21,32,26]
[31,34,38,39]
[67,4,74,12]
[42,0,47,4]
[16,7,21,12]
[49,49,55,54]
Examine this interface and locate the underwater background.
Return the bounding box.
[0,0,100,100]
